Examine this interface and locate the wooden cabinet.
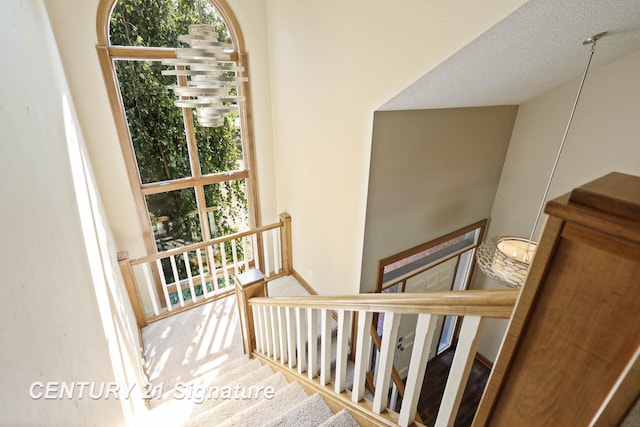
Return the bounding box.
[474,172,640,426]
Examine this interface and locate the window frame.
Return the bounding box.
[95,0,261,262]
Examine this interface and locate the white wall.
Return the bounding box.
[265,0,528,295]
[0,0,145,424]
[475,48,640,362]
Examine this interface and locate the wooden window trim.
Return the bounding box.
[375,219,487,293]
[96,0,261,303]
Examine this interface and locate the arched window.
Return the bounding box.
[96,0,259,260]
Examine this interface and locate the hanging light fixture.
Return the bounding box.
[162,2,246,127]
[476,31,607,288]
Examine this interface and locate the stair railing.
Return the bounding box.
[119,213,292,327]
[239,287,518,426]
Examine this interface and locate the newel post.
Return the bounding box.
[279,212,293,274]
[234,269,266,356]
[117,251,148,328]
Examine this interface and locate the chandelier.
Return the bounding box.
[162,21,246,127]
[476,32,607,288]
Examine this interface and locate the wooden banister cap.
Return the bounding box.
[234,269,265,288]
[568,172,640,222]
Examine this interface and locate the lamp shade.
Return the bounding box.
[476,237,537,288]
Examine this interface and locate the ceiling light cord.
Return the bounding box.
[525,37,600,249]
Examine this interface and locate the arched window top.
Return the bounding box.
[109,0,230,48]
[97,0,244,50]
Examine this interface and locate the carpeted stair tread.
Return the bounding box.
[318,409,360,427]
[264,393,334,427]
[187,355,250,386]
[193,357,261,388]
[189,363,274,416]
[215,381,308,427]
[183,371,290,427]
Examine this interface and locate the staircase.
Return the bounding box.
[181,356,359,426]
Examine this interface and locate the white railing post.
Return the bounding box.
[307,308,319,379]
[262,305,273,357]
[270,306,280,360]
[169,255,184,307]
[277,307,288,365]
[335,310,350,393]
[352,310,373,402]
[182,252,197,303]
[398,313,438,426]
[286,307,297,369]
[373,312,401,413]
[296,307,307,374]
[155,259,173,311]
[435,315,485,427]
[320,309,333,386]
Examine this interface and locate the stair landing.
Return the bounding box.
[138,276,310,424]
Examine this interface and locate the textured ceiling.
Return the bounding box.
[380,0,640,111]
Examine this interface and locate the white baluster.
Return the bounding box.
[335,310,349,393]
[252,234,260,271]
[390,384,399,412]
[195,248,209,297]
[307,308,318,379]
[352,310,373,402]
[434,315,485,427]
[231,239,239,276]
[272,228,281,274]
[258,306,267,354]
[220,242,230,289]
[242,236,249,271]
[182,252,197,303]
[262,231,271,277]
[252,305,263,353]
[155,259,172,311]
[262,305,272,357]
[286,307,297,369]
[207,245,218,292]
[270,306,280,360]
[320,309,332,386]
[278,307,288,364]
[398,313,437,426]
[169,255,184,307]
[142,263,160,315]
[296,307,307,374]
[373,311,401,413]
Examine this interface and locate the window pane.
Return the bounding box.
[196,113,244,175]
[109,0,231,47]
[114,60,191,184]
[146,188,202,251]
[204,178,248,238]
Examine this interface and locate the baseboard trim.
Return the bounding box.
[291,268,319,295]
[475,351,494,369]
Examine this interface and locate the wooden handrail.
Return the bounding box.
[249,289,516,426]
[249,290,518,319]
[129,220,283,265]
[118,215,290,328]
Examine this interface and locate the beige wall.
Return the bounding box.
[475,48,640,362]
[360,107,518,293]
[265,0,528,295]
[0,0,144,424]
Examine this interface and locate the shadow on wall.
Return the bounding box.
[63,94,148,424]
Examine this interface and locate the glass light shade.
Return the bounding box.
[476,237,537,288]
[162,24,246,127]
